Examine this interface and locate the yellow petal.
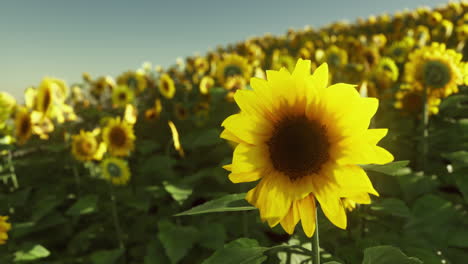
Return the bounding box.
[313,183,347,229]
[232,143,268,174]
[308,63,329,91]
[292,59,311,80]
[246,173,292,226]
[298,194,317,237]
[280,201,300,234]
[234,89,275,122]
[220,129,244,144]
[333,165,379,197]
[229,170,262,183]
[221,114,269,145]
[223,164,232,171]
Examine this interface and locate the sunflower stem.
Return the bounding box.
[312,207,320,264]
[421,85,429,172]
[72,165,81,196]
[7,150,19,190]
[108,182,125,249]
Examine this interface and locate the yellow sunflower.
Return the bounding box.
[394,85,441,116]
[325,45,348,69]
[101,157,131,185]
[117,71,147,93]
[71,130,106,161]
[386,38,414,64]
[194,57,210,75]
[36,79,54,116]
[174,103,188,120]
[102,117,135,157]
[92,76,115,97]
[199,76,215,95]
[15,107,33,145]
[0,92,16,129]
[145,99,163,121]
[159,73,176,99]
[112,85,134,108]
[0,216,11,245]
[404,42,467,98]
[221,59,393,237]
[216,54,252,87]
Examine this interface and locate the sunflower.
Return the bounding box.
[159,73,176,99]
[112,85,134,108]
[272,52,296,72]
[174,103,188,120]
[102,117,135,157]
[216,54,252,87]
[0,216,11,245]
[91,76,115,97]
[221,59,393,237]
[36,79,54,116]
[117,71,147,93]
[71,130,106,161]
[404,42,467,98]
[15,107,33,145]
[386,38,414,64]
[101,157,131,185]
[0,92,16,129]
[145,99,163,121]
[199,76,215,95]
[394,85,441,116]
[194,57,210,75]
[325,45,348,69]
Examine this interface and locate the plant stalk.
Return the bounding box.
[312,207,320,264]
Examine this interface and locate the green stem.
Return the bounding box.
[108,182,125,249]
[421,85,429,172]
[72,165,81,196]
[7,150,18,190]
[312,207,320,264]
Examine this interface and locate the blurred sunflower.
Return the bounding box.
[15,107,32,145]
[373,57,399,90]
[36,79,54,116]
[30,111,54,140]
[194,57,210,75]
[91,76,115,97]
[394,85,441,116]
[272,51,296,72]
[71,130,106,161]
[199,76,215,95]
[221,59,393,237]
[101,157,131,185]
[404,42,467,98]
[0,92,16,129]
[145,99,163,121]
[386,38,414,64]
[102,117,135,157]
[174,103,188,120]
[325,45,348,69]
[0,216,11,245]
[216,54,252,87]
[112,85,134,108]
[159,73,176,99]
[117,71,147,93]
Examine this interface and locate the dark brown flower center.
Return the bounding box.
[42,89,51,111]
[109,127,127,147]
[162,80,170,92]
[118,92,127,101]
[77,139,94,156]
[267,115,330,181]
[20,116,31,135]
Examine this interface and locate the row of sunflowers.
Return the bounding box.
[1,1,468,263]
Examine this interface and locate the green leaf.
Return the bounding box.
[455,169,468,203]
[175,193,256,216]
[90,249,124,264]
[361,161,409,176]
[14,244,50,262]
[157,220,199,264]
[199,223,227,250]
[448,229,468,248]
[66,195,98,216]
[362,246,422,264]
[324,262,343,264]
[32,195,61,222]
[370,198,411,218]
[163,181,192,205]
[202,238,268,264]
[190,129,222,148]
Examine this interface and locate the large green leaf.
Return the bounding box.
[157,220,199,264]
[361,161,409,176]
[163,181,192,205]
[362,246,422,264]
[14,244,50,262]
[90,249,124,264]
[202,238,268,264]
[370,198,411,218]
[66,194,98,216]
[175,193,256,216]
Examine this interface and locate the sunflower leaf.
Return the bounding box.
[13,244,50,261]
[361,161,409,176]
[66,194,98,216]
[202,238,268,264]
[175,193,256,216]
[362,246,422,264]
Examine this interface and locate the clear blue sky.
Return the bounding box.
[0,0,448,100]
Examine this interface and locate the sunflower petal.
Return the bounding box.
[280,201,300,234]
[228,171,262,183]
[309,63,328,90]
[298,194,317,237]
[314,184,347,229]
[333,165,379,197]
[221,114,268,145]
[292,59,311,80]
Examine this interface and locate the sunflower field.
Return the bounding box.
[1,2,468,264]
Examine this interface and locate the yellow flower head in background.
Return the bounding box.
[92,76,116,96]
[102,117,135,157]
[145,99,163,121]
[15,107,33,145]
[117,71,147,93]
[36,79,55,116]
[221,59,393,237]
[0,216,11,245]
[216,54,252,87]
[325,45,348,69]
[174,103,188,120]
[404,42,467,98]
[386,38,414,64]
[101,157,131,185]
[394,84,441,116]
[0,92,16,129]
[71,130,106,161]
[199,76,215,95]
[159,73,176,99]
[112,85,135,108]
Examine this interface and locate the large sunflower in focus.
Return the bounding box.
[216,54,252,87]
[221,59,393,237]
[102,117,135,157]
[404,42,467,98]
[71,130,106,161]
